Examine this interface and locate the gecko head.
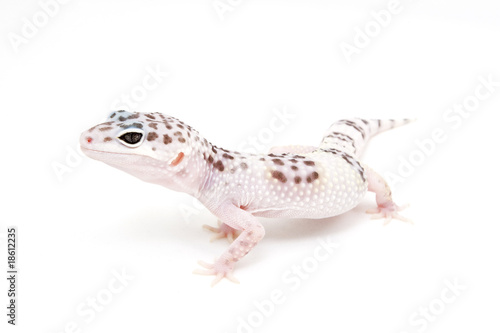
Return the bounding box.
[80,110,199,189]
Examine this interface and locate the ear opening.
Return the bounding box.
[170,152,185,166]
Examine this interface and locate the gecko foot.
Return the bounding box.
[366,202,412,225]
[202,220,241,243]
[193,260,240,287]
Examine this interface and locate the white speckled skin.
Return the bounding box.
[200,150,367,219]
[80,111,412,285]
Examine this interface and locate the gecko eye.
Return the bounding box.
[117,130,144,147]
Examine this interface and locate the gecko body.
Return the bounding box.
[80,111,411,285]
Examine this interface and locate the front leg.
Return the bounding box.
[364,165,412,225]
[194,203,265,286]
[202,220,241,243]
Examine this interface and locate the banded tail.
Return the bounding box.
[320,118,414,157]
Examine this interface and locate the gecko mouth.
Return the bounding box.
[80,146,148,157]
[80,146,169,170]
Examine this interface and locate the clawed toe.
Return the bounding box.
[202,221,241,243]
[193,260,240,287]
[366,203,412,225]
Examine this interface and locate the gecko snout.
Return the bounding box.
[79,131,95,150]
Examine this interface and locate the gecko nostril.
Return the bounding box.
[86,137,93,143]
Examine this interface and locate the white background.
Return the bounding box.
[1,1,500,332]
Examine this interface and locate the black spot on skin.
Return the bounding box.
[341,154,353,166]
[327,134,357,153]
[272,159,284,166]
[322,148,342,154]
[294,176,301,184]
[304,161,315,166]
[293,155,305,159]
[341,153,366,181]
[118,116,126,121]
[127,114,140,119]
[290,159,298,163]
[212,146,217,154]
[145,114,155,120]
[311,171,319,180]
[148,123,158,130]
[271,170,287,183]
[378,119,381,127]
[240,163,248,169]
[163,134,172,144]
[337,119,366,139]
[223,153,234,160]
[306,176,312,183]
[259,157,265,161]
[147,132,158,141]
[208,156,214,164]
[165,123,173,130]
[268,153,278,157]
[177,124,184,129]
[291,165,298,171]
[110,113,116,118]
[103,137,112,142]
[331,132,355,143]
[178,137,186,143]
[360,119,369,125]
[214,160,224,171]
[99,127,113,132]
[131,122,143,129]
[174,131,182,136]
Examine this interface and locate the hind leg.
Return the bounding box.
[364,165,412,225]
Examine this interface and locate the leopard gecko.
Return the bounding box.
[80,111,412,286]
